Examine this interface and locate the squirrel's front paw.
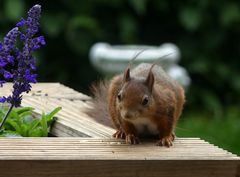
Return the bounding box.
[171,132,176,141]
[156,136,173,147]
[113,130,126,139]
[125,134,140,145]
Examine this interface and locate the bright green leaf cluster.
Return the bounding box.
[0,106,61,137]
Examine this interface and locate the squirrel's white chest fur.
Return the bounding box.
[128,117,159,135]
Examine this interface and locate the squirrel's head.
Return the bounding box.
[117,67,155,121]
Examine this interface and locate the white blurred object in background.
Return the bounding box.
[89,42,190,88]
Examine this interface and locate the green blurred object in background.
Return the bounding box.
[0,0,239,155]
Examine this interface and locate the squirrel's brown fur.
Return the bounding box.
[86,81,113,128]
[87,63,185,147]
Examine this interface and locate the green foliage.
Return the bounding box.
[0,106,61,137]
[0,1,239,115]
[0,0,239,154]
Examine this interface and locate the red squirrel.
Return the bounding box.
[87,63,185,147]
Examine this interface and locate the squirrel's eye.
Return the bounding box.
[142,95,149,106]
[117,93,122,101]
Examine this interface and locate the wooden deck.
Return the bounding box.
[0,137,239,177]
[0,83,240,177]
[0,83,114,137]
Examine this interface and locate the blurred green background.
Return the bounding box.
[0,0,239,154]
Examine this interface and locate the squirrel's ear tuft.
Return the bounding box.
[123,67,131,83]
[145,70,154,92]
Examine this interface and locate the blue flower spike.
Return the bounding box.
[0,4,45,129]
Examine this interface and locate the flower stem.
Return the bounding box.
[0,104,14,130]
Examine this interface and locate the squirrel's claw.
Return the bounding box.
[113,130,126,139]
[156,136,173,147]
[125,134,140,145]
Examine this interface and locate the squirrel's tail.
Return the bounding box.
[85,81,113,128]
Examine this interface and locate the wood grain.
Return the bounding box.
[0,138,239,177]
[0,83,115,137]
[1,83,240,177]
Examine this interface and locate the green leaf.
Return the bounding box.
[0,106,60,137]
[3,121,16,131]
[46,107,61,123]
[15,107,34,115]
[9,109,23,131]
[40,113,48,137]
[28,127,43,137]
[0,109,5,121]
[5,119,21,133]
[8,108,20,120]
[28,119,40,136]
[20,124,29,137]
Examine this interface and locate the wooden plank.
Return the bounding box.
[0,138,238,160]
[0,160,238,177]
[0,82,90,100]
[0,138,239,177]
[23,97,114,137]
[0,83,115,137]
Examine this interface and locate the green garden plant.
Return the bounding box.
[0,106,61,137]
[0,4,60,136]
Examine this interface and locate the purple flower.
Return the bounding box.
[16,18,26,27]
[0,97,7,103]
[0,59,7,67]
[26,4,41,38]
[3,71,13,79]
[0,28,19,89]
[0,28,18,70]
[0,4,45,107]
[3,27,19,53]
[32,36,46,50]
